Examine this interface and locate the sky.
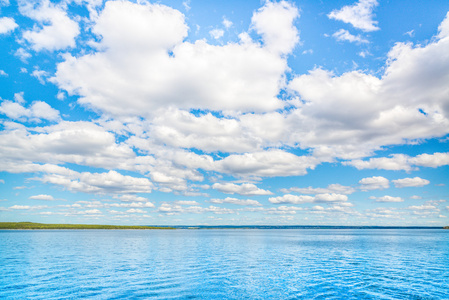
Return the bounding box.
[0,0,448,226]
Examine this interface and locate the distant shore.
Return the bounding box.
[1,222,447,230]
[0,222,175,230]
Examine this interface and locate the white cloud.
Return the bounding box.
[223,17,232,29]
[209,197,262,206]
[411,152,449,168]
[438,11,449,39]
[10,205,31,210]
[269,193,347,204]
[209,28,224,39]
[392,177,430,188]
[345,154,412,171]
[251,0,299,55]
[158,203,235,215]
[126,208,147,214]
[0,100,60,122]
[15,48,31,62]
[0,70,7,76]
[20,0,80,51]
[328,0,379,32]
[175,200,199,206]
[0,17,18,34]
[52,1,291,116]
[216,150,319,177]
[0,121,134,169]
[370,195,404,202]
[288,15,449,160]
[31,69,49,84]
[212,182,272,196]
[332,29,369,44]
[345,152,449,171]
[41,170,154,195]
[9,205,47,210]
[29,194,54,201]
[114,195,149,202]
[282,183,355,195]
[79,209,102,215]
[359,176,389,190]
[109,202,154,208]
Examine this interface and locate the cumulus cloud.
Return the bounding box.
[288,14,449,160]
[158,203,235,215]
[29,194,54,201]
[109,202,154,208]
[359,176,389,190]
[41,170,153,195]
[0,99,60,122]
[216,150,320,177]
[251,0,299,54]
[345,152,449,171]
[209,28,224,39]
[52,0,295,116]
[269,193,348,204]
[223,17,232,29]
[0,17,18,34]
[328,0,379,32]
[281,183,355,195]
[209,197,262,206]
[9,205,47,210]
[392,177,430,188]
[332,29,369,44]
[212,182,272,196]
[370,195,404,202]
[0,121,135,169]
[20,0,80,51]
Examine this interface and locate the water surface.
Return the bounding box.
[1,229,448,299]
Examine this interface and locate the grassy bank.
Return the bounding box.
[0,222,174,230]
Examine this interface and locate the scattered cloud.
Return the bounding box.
[212,183,273,196]
[328,0,380,32]
[209,197,262,206]
[209,28,224,39]
[20,0,80,51]
[223,17,232,29]
[370,195,404,202]
[332,29,369,44]
[345,153,449,171]
[359,176,389,191]
[0,17,18,34]
[392,177,430,188]
[29,194,55,201]
[269,193,348,204]
[281,184,356,195]
[0,99,60,122]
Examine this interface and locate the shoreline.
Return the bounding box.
[1,222,447,230]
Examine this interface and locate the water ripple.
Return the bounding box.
[1,229,448,299]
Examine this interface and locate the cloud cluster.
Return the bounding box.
[52,1,298,116]
[346,152,449,171]
[212,183,273,196]
[0,98,60,122]
[269,193,348,204]
[20,0,79,51]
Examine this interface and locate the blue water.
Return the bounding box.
[1,229,448,299]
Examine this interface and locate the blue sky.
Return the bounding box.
[1,0,448,226]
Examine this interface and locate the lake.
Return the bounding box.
[1,229,448,299]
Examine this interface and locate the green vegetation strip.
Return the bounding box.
[0,222,174,230]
